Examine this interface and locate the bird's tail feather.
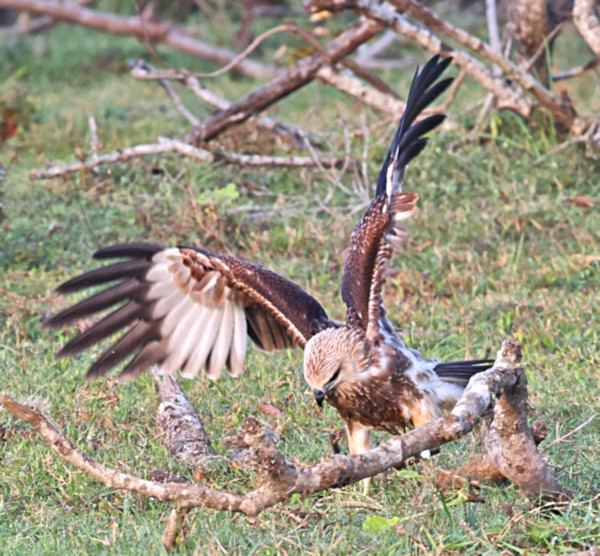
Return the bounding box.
[434,359,494,385]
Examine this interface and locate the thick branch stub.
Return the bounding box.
[480,341,570,503]
[156,376,216,467]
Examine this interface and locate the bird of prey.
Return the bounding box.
[45,55,492,461]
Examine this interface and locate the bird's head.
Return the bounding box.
[303,327,370,407]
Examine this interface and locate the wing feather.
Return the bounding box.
[181,306,223,378]
[46,243,336,381]
[206,300,235,380]
[342,56,452,340]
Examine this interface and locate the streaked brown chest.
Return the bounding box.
[327,370,423,434]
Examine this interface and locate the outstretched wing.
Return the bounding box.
[341,55,453,340]
[45,243,336,382]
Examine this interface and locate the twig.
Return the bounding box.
[29,137,342,180]
[185,16,382,144]
[0,0,277,79]
[313,0,585,133]
[192,24,295,79]
[141,66,200,127]
[523,23,564,73]
[355,29,398,61]
[129,61,311,148]
[553,58,600,82]
[541,414,597,454]
[340,57,401,99]
[88,116,99,155]
[485,0,501,59]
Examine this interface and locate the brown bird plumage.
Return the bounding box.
[45,56,493,462]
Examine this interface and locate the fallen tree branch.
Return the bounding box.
[0,0,92,36]
[385,0,583,131]
[310,0,586,133]
[156,375,216,467]
[185,16,382,144]
[29,137,342,180]
[316,65,406,115]
[309,0,532,117]
[129,61,310,148]
[1,339,569,548]
[0,0,277,79]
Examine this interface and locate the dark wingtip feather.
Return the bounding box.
[93,243,163,260]
[45,279,139,330]
[54,259,150,295]
[376,55,453,196]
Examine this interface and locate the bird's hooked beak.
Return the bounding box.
[312,367,342,407]
[313,387,326,407]
[313,378,337,407]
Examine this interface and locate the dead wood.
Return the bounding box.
[156,375,216,467]
[317,65,406,115]
[507,0,553,86]
[0,0,276,79]
[480,341,568,503]
[0,0,92,36]
[29,137,341,180]
[573,0,600,58]
[1,339,570,548]
[310,0,586,133]
[129,60,310,148]
[185,16,382,144]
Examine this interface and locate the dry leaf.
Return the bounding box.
[258,403,283,417]
[564,195,595,208]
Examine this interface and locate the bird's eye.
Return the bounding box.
[330,367,341,383]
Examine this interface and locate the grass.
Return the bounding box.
[1,9,600,555]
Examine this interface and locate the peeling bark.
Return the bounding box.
[156,375,216,467]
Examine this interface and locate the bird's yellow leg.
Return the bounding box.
[347,421,373,496]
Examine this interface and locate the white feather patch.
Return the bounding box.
[206,300,234,379]
[180,306,224,378]
[151,248,181,265]
[145,264,172,283]
[228,306,248,377]
[145,280,177,301]
[160,303,207,373]
[149,288,186,320]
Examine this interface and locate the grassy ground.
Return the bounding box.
[1,8,599,555]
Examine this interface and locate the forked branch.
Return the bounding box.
[1,338,569,549]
